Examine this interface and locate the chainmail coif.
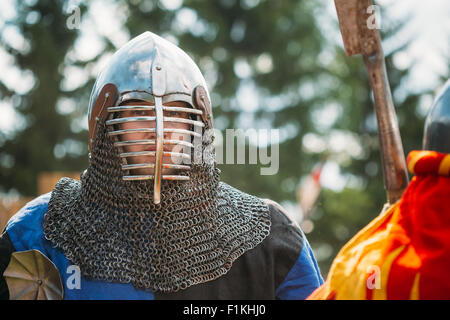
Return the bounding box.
[43,121,271,293]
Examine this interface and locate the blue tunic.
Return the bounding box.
[2,193,323,300]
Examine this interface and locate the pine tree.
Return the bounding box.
[0,0,89,196]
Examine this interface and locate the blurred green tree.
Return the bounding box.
[0,0,90,196]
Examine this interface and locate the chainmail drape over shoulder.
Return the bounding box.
[43,122,271,293]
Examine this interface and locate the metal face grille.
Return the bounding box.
[105,102,204,203]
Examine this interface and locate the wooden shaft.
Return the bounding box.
[363,51,409,204]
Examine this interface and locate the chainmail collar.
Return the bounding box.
[43,123,271,293]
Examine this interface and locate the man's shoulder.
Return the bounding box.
[5,193,51,235]
[259,199,323,298]
[219,181,303,238]
[219,181,300,225]
[261,198,303,236]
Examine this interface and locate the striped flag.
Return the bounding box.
[308,150,450,299]
[297,163,323,221]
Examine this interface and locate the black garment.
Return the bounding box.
[0,232,14,300]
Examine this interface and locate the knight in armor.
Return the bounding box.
[308,80,450,300]
[0,31,323,300]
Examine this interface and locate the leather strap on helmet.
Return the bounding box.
[88,83,119,152]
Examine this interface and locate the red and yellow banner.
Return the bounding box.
[308,150,450,300]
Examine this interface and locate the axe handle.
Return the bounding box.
[363,51,409,204]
